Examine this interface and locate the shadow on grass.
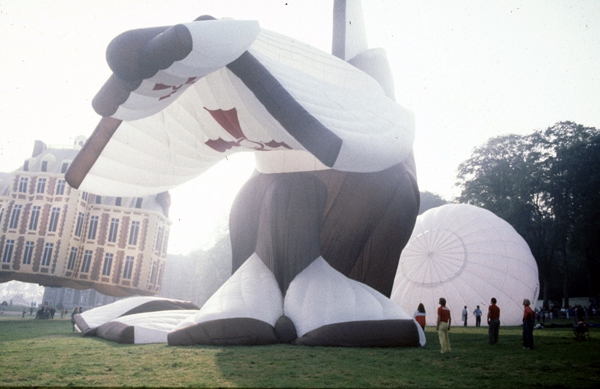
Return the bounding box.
[210,325,600,388]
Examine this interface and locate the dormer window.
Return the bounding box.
[41,161,48,172]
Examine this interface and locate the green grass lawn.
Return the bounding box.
[0,315,599,388]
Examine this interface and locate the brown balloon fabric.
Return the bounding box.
[274,315,298,343]
[73,314,96,336]
[65,116,123,190]
[294,319,421,347]
[230,173,327,293]
[168,318,280,346]
[230,154,419,297]
[320,154,419,297]
[96,321,135,344]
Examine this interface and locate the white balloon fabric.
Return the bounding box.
[74,22,415,197]
[173,254,284,330]
[75,296,192,330]
[73,296,200,335]
[97,310,200,344]
[285,257,426,346]
[391,204,539,326]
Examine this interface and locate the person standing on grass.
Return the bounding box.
[436,297,452,353]
[71,307,79,332]
[413,303,426,330]
[462,306,468,326]
[473,305,482,327]
[523,299,535,350]
[488,297,500,345]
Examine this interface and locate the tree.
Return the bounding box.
[533,122,600,307]
[456,133,557,306]
[418,191,449,215]
[544,131,600,304]
[456,122,600,307]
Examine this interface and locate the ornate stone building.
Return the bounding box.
[0,138,171,298]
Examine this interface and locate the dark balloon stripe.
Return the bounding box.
[295,319,421,347]
[226,52,343,168]
[168,318,279,346]
[119,300,199,318]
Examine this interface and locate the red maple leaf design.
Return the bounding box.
[204,108,291,152]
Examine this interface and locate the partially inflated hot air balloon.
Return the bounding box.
[391,204,540,327]
[66,0,423,346]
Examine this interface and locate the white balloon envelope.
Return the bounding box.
[391,204,539,326]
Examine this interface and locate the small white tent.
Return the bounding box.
[391,204,539,326]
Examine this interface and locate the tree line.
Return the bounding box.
[455,121,599,308]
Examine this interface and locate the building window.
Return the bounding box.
[123,256,135,280]
[155,226,164,252]
[2,240,15,263]
[75,212,84,237]
[150,262,158,283]
[9,204,22,229]
[158,263,164,285]
[81,192,88,201]
[102,253,113,276]
[41,161,48,172]
[87,216,99,240]
[162,230,169,255]
[42,243,53,266]
[135,198,143,208]
[23,241,34,265]
[95,195,102,204]
[81,250,92,273]
[29,205,41,231]
[23,161,29,172]
[61,162,69,173]
[108,218,119,243]
[67,247,78,270]
[48,207,60,232]
[18,177,28,193]
[116,197,122,206]
[36,178,47,194]
[128,221,140,246]
[56,180,66,195]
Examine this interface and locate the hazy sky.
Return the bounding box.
[1,0,599,254]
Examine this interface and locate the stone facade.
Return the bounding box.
[0,138,171,297]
